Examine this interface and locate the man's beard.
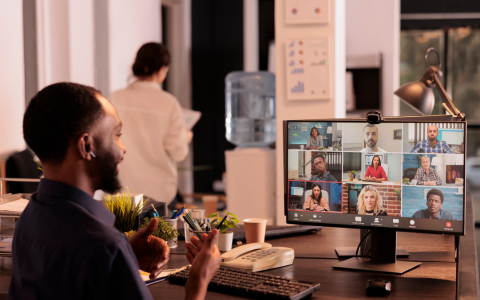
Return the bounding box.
[367,139,376,147]
[428,136,437,142]
[96,150,122,194]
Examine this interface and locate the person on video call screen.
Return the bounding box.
[413,156,442,186]
[308,154,338,182]
[412,189,456,220]
[360,124,387,153]
[411,125,454,153]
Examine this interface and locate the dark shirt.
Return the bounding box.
[412,208,456,220]
[309,171,338,182]
[9,179,153,300]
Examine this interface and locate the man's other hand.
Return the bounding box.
[185,229,221,300]
[129,218,170,279]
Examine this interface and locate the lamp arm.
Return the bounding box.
[432,73,465,120]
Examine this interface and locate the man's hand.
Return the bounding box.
[129,218,170,279]
[185,230,221,300]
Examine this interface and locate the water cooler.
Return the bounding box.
[224,72,276,224]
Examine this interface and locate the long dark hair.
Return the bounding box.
[309,127,319,137]
[369,155,382,168]
[132,42,171,77]
[311,183,322,203]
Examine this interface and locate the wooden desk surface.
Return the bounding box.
[0,196,477,299]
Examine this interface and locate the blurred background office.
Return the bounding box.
[1,0,480,271]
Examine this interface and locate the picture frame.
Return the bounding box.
[393,129,402,140]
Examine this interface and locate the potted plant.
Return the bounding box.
[207,211,239,251]
[351,170,356,179]
[393,188,401,202]
[402,178,410,185]
[138,216,180,248]
[103,190,147,233]
[334,145,339,151]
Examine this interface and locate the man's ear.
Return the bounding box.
[77,133,95,161]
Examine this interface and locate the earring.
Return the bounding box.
[89,151,96,158]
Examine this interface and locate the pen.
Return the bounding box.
[216,213,229,230]
[207,219,210,231]
[170,210,177,219]
[174,205,185,219]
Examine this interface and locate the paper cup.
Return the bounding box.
[243,218,267,244]
[202,195,218,217]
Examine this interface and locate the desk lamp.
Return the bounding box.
[394,47,466,121]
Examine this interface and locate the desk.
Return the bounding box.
[0,196,477,299]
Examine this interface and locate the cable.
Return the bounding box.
[355,230,371,258]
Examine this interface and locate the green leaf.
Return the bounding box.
[207,212,219,218]
[219,225,228,232]
[227,223,234,229]
[231,218,239,223]
[226,212,237,218]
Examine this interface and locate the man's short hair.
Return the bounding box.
[23,82,104,165]
[312,154,326,164]
[426,189,444,204]
[427,124,438,132]
[363,124,378,133]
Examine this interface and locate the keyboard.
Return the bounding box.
[168,265,321,300]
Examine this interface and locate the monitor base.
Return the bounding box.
[332,257,421,274]
[335,246,409,258]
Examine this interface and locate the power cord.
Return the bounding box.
[355,230,371,258]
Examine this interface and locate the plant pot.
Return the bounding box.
[163,218,178,248]
[348,171,353,181]
[217,232,233,251]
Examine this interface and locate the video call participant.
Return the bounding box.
[364,155,387,181]
[413,156,442,186]
[410,125,454,153]
[412,189,456,220]
[306,127,323,150]
[10,83,220,300]
[308,154,338,182]
[360,124,387,153]
[303,183,329,211]
[356,185,388,216]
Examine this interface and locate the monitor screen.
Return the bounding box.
[284,120,466,235]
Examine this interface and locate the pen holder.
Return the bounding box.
[188,230,218,248]
[183,209,205,243]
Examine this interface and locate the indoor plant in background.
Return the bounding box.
[207,211,240,251]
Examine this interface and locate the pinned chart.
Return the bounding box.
[285,0,330,24]
[285,38,329,100]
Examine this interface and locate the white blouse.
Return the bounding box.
[110,80,188,203]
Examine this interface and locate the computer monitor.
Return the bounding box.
[283,116,466,274]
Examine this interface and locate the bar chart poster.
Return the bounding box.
[285,38,329,100]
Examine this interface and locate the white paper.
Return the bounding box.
[183,109,202,130]
[0,199,29,213]
[140,268,177,282]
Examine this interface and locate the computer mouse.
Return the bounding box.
[366,278,391,296]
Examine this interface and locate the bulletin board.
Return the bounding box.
[285,0,330,24]
[285,38,330,100]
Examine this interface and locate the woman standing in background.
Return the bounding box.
[110,42,192,206]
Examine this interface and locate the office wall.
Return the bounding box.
[36,0,95,89]
[346,0,400,117]
[275,0,346,225]
[0,2,26,162]
[107,0,161,96]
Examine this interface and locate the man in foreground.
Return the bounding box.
[9,83,220,300]
[410,124,454,153]
[412,189,456,220]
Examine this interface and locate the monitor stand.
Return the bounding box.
[335,229,410,258]
[332,230,421,274]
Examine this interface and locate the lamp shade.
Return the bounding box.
[394,81,435,115]
[326,126,333,134]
